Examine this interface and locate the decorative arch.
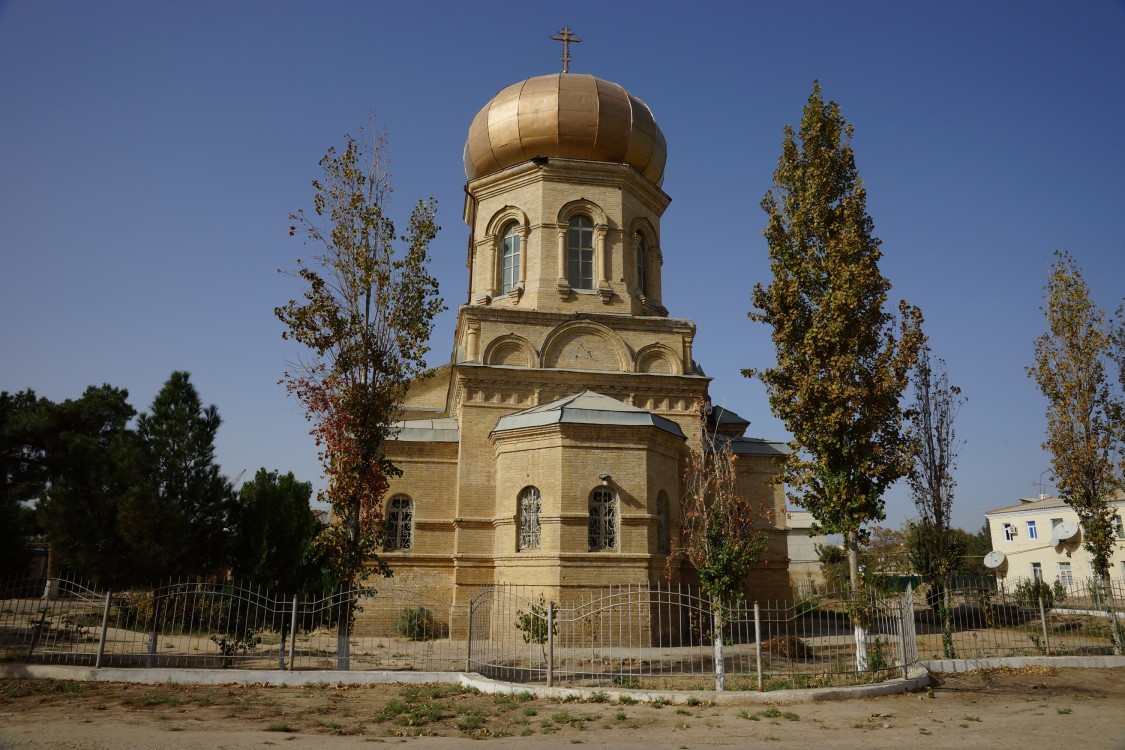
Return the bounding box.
[628,217,659,248]
[634,343,682,375]
[557,198,608,227]
[484,205,530,238]
[483,334,537,368]
[540,320,632,372]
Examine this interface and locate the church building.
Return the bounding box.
[379,69,792,608]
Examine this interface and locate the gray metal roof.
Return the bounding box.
[492,390,686,440]
[718,434,791,457]
[391,417,460,443]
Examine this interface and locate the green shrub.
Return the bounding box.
[396,607,436,641]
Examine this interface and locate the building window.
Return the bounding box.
[588,488,617,551]
[1031,562,1042,581]
[385,495,414,551]
[635,233,647,297]
[1120,561,1125,581]
[1057,561,1073,586]
[567,215,595,289]
[1114,514,1124,539]
[518,486,541,551]
[1003,523,1016,542]
[1026,520,1038,540]
[1050,517,1064,532]
[655,490,669,554]
[500,222,521,294]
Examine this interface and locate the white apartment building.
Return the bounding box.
[984,494,1125,585]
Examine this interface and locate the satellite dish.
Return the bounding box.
[983,550,1007,570]
[1053,521,1079,544]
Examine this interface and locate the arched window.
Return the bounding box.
[656,490,670,554]
[635,233,647,297]
[500,222,521,293]
[385,495,414,551]
[567,215,595,290]
[588,488,617,551]
[518,486,541,551]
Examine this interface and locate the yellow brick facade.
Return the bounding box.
[376,72,792,614]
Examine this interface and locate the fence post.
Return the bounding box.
[898,588,909,679]
[287,595,298,672]
[547,600,555,688]
[95,591,112,669]
[1037,594,1051,655]
[146,595,160,669]
[466,598,474,673]
[753,601,763,692]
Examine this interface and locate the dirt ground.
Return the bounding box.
[0,667,1123,750]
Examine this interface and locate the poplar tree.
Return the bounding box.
[1028,252,1123,643]
[904,346,965,657]
[276,121,444,664]
[747,84,924,667]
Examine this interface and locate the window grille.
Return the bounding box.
[385,495,414,551]
[518,486,541,551]
[589,488,617,551]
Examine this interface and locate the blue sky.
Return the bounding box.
[2,1,1123,533]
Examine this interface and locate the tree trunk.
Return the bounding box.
[711,594,725,691]
[336,581,352,671]
[940,576,957,659]
[845,529,868,671]
[1095,574,1122,656]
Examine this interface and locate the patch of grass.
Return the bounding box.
[1057,707,1073,715]
[56,681,82,695]
[588,691,609,703]
[685,696,700,707]
[781,710,800,721]
[739,710,760,721]
[456,709,488,732]
[522,706,538,717]
[266,722,294,732]
[649,697,667,709]
[963,715,981,722]
[611,675,642,689]
[617,695,638,705]
[137,693,182,707]
[614,710,627,721]
[675,708,692,716]
[760,707,782,718]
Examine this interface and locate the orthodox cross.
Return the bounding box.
[550,27,581,73]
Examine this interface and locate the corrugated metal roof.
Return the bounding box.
[984,492,1125,516]
[491,389,686,439]
[391,417,460,443]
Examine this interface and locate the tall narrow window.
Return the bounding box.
[518,486,541,551]
[567,215,594,289]
[635,233,647,297]
[1031,562,1042,581]
[1057,561,1073,586]
[385,495,414,551]
[655,490,669,554]
[588,488,617,551]
[1003,523,1015,541]
[500,222,521,293]
[1114,514,1124,539]
[1026,520,1038,540]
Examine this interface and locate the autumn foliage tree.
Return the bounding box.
[276,120,445,596]
[747,84,924,668]
[1027,251,1123,652]
[671,400,772,690]
[747,83,924,588]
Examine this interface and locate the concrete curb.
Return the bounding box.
[921,655,1125,673]
[0,662,930,704]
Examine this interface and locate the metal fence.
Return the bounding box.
[2,575,1121,691]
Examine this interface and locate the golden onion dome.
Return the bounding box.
[464,73,667,186]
